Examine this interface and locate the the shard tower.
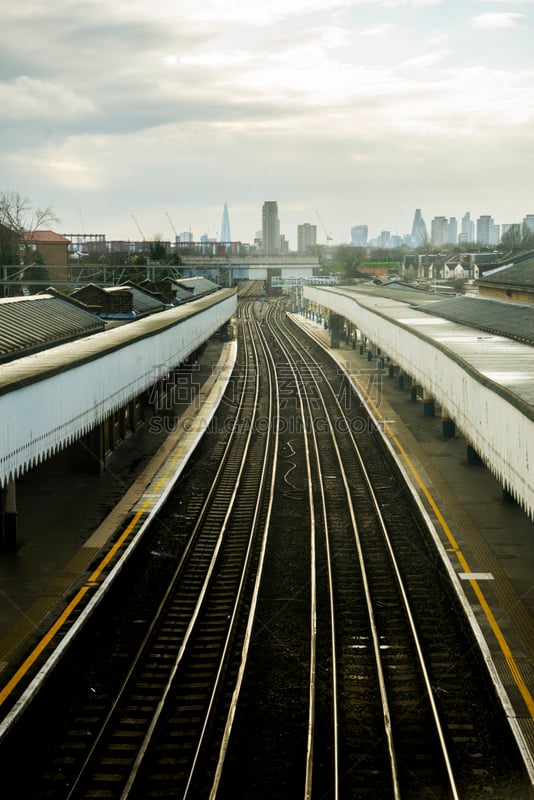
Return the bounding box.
[221,202,231,242]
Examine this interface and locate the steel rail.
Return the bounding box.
[182,300,278,796]
[64,299,262,799]
[208,300,280,798]
[271,305,400,796]
[261,302,334,800]
[121,300,272,797]
[280,308,460,799]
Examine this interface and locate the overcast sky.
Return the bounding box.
[2,0,533,247]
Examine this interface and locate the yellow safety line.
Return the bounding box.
[0,586,90,706]
[359,378,534,719]
[0,355,231,708]
[87,505,148,583]
[0,500,157,706]
[3,353,532,722]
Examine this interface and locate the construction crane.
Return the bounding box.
[131,214,145,241]
[165,211,178,240]
[315,209,333,246]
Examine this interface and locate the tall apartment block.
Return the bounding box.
[446,217,458,245]
[477,215,500,246]
[350,225,368,246]
[297,223,317,253]
[430,216,448,247]
[262,201,281,255]
[460,212,475,244]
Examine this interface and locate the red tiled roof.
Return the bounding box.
[24,230,71,244]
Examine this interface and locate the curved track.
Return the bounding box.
[49,297,279,798]
[0,294,529,799]
[220,302,460,799]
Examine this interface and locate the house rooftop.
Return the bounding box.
[24,230,71,244]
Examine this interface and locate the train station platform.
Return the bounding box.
[0,336,236,669]
[292,313,534,784]
[0,310,533,785]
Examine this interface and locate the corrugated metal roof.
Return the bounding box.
[340,281,534,345]
[134,278,194,305]
[0,288,235,394]
[108,286,165,316]
[173,284,195,302]
[416,295,534,345]
[307,285,534,410]
[0,294,104,363]
[340,281,440,306]
[175,276,220,296]
[477,255,534,287]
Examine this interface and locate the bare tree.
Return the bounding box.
[501,222,534,253]
[0,190,59,266]
[149,233,167,261]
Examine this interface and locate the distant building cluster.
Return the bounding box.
[63,201,321,261]
[5,198,534,285]
[352,210,534,249]
[61,201,534,260]
[258,201,318,256]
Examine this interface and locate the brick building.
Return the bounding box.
[23,230,71,281]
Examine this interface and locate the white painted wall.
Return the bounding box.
[304,286,534,519]
[0,292,236,484]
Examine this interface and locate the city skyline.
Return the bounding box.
[115,203,534,246]
[149,203,534,247]
[2,2,533,246]
[66,203,534,251]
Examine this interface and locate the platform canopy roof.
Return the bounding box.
[416,295,534,346]
[0,293,104,363]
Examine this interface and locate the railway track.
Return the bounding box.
[0,295,529,798]
[219,302,459,799]
[32,298,278,798]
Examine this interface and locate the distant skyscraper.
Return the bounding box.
[477,215,498,246]
[297,223,317,253]
[461,212,475,243]
[430,216,448,247]
[411,209,427,246]
[523,214,534,233]
[262,201,280,255]
[446,217,458,245]
[377,231,391,248]
[351,225,368,246]
[220,202,231,242]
